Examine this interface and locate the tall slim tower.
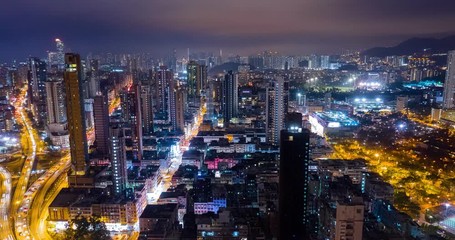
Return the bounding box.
[64,53,89,175]
[443,50,455,109]
[120,84,143,160]
[266,77,289,145]
[222,71,238,126]
[109,124,127,196]
[28,57,47,127]
[140,84,154,135]
[170,85,185,133]
[45,72,69,148]
[93,94,110,156]
[45,72,67,125]
[187,61,208,101]
[154,66,173,118]
[279,129,310,239]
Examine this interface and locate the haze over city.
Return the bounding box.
[1,1,455,240]
[2,0,455,61]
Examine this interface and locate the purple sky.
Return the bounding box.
[1,0,455,61]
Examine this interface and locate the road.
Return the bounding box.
[10,87,41,239]
[0,166,14,240]
[15,154,71,240]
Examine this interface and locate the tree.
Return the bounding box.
[55,216,111,240]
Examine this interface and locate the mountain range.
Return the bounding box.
[362,35,455,57]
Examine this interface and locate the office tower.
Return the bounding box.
[28,57,47,127]
[187,61,207,101]
[170,85,185,133]
[64,53,89,175]
[222,71,238,126]
[154,66,173,117]
[334,200,364,240]
[140,84,154,135]
[279,129,310,239]
[121,84,143,159]
[109,125,127,196]
[93,94,110,156]
[443,51,455,109]
[266,77,288,145]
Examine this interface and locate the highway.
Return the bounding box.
[10,87,41,239]
[0,166,14,240]
[15,155,71,240]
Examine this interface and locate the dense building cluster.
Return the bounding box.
[1,38,455,240]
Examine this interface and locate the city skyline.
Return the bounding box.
[2,0,455,61]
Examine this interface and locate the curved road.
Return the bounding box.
[11,88,40,239]
[0,166,14,240]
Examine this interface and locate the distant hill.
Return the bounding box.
[362,35,455,57]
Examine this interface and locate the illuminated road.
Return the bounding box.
[147,102,206,204]
[0,166,14,240]
[15,154,71,240]
[130,103,206,240]
[11,87,41,239]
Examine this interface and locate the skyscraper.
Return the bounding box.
[222,71,238,126]
[170,85,185,133]
[45,73,67,125]
[64,53,89,175]
[187,61,207,101]
[266,77,288,145]
[121,84,143,160]
[28,57,47,127]
[443,50,455,109]
[48,38,65,70]
[154,66,173,118]
[279,129,310,239]
[93,94,110,156]
[140,84,154,135]
[45,72,69,147]
[109,124,127,196]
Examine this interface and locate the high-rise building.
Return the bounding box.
[443,50,455,109]
[64,53,89,175]
[170,85,185,133]
[266,77,288,145]
[140,84,154,135]
[187,61,207,101]
[93,94,110,156]
[28,57,47,127]
[154,66,173,117]
[121,84,143,160]
[46,73,67,125]
[320,55,330,69]
[109,124,127,196]
[45,72,69,147]
[222,71,238,126]
[48,38,65,70]
[279,129,310,239]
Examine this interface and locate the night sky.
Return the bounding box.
[1,0,455,61]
